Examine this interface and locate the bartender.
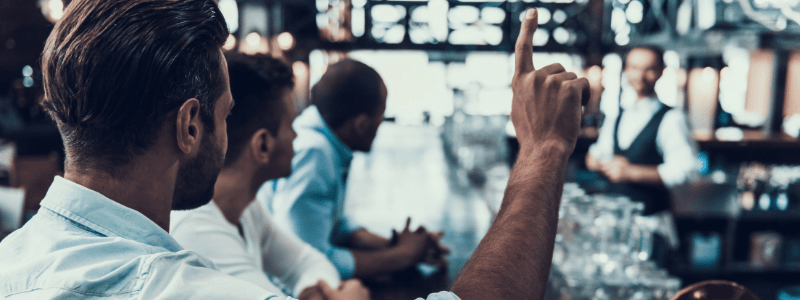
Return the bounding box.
[586,46,699,215]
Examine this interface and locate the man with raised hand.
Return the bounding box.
[0,2,586,299]
[449,8,590,300]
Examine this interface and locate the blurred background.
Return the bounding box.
[6,0,800,299]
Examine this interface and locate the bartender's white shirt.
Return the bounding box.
[171,200,342,297]
[589,96,699,187]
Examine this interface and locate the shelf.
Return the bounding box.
[673,263,800,277]
[737,210,800,222]
[727,262,800,274]
[695,130,800,149]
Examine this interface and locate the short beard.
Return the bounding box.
[171,133,224,210]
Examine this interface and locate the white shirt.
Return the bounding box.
[170,201,341,297]
[589,97,699,187]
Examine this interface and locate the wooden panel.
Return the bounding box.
[784,51,800,117]
[687,67,720,136]
[745,49,774,118]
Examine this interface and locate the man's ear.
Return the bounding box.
[175,98,203,155]
[352,114,371,137]
[250,128,276,164]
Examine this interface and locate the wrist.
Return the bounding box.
[518,141,571,166]
[623,164,641,182]
[391,244,418,270]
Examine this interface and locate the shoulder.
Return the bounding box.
[293,129,336,161]
[170,203,244,255]
[241,201,271,233]
[418,292,462,300]
[0,228,201,298]
[170,202,226,234]
[660,106,690,125]
[287,133,338,182]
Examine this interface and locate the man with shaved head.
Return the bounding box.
[258,58,448,281]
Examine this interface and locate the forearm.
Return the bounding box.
[293,256,341,297]
[348,228,391,250]
[626,164,663,185]
[451,144,569,300]
[351,246,414,279]
[274,242,341,296]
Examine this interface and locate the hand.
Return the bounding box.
[392,217,431,268]
[317,279,371,300]
[602,155,631,182]
[298,285,327,300]
[423,231,450,267]
[511,8,590,156]
[585,152,603,171]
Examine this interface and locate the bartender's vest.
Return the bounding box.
[610,104,672,215]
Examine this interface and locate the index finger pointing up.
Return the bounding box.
[515,8,538,76]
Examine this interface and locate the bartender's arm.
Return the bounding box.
[602,156,661,184]
[450,8,590,300]
[599,110,697,186]
[585,109,616,172]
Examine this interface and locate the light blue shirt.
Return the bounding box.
[0,176,281,299]
[258,106,362,279]
[0,175,460,300]
[246,105,462,300]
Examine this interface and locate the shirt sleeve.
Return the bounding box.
[268,146,357,279]
[331,217,363,246]
[139,251,287,300]
[250,202,342,297]
[416,292,462,300]
[655,110,700,187]
[588,112,617,163]
[169,210,287,296]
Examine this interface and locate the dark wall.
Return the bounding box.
[0,0,55,96]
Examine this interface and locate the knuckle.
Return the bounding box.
[560,80,572,91]
[544,75,561,90]
[563,80,579,93]
[514,41,527,52]
[511,76,521,87]
[532,71,547,86]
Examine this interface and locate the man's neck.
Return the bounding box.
[636,93,656,104]
[64,154,179,232]
[332,125,357,151]
[212,166,259,227]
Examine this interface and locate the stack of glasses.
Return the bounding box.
[545,184,682,300]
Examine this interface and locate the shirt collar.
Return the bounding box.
[294,105,354,165]
[40,176,184,252]
[622,95,661,112]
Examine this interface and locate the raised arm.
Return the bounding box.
[450,8,590,300]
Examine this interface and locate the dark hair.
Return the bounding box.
[311,59,385,129]
[224,53,295,166]
[41,0,229,168]
[627,45,665,69]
